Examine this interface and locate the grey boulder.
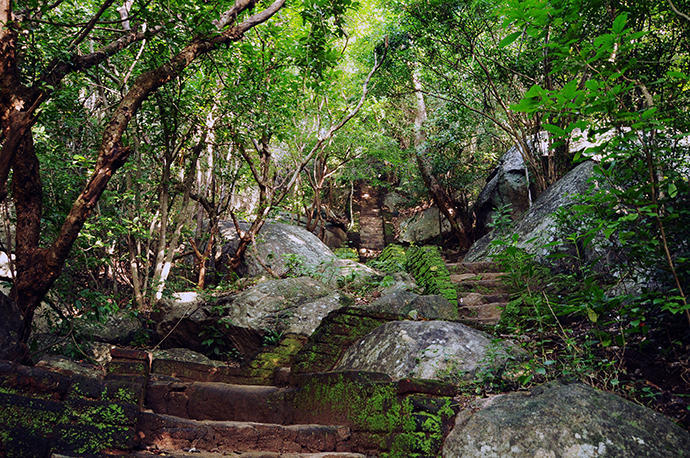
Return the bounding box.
[474,145,533,237]
[366,290,459,321]
[442,381,690,457]
[466,161,599,265]
[334,320,520,382]
[398,207,451,244]
[224,276,351,336]
[219,221,377,285]
[154,277,352,357]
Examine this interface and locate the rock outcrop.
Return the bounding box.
[333,320,521,382]
[219,221,377,285]
[442,381,690,457]
[466,161,600,266]
[474,145,533,237]
[154,277,353,357]
[398,207,451,244]
[365,290,459,321]
[225,276,351,336]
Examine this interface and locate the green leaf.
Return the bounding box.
[668,183,678,198]
[612,13,628,34]
[499,31,522,48]
[542,123,566,137]
[587,308,598,323]
[618,212,638,222]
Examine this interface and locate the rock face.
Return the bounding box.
[334,320,519,382]
[398,207,451,244]
[220,221,333,277]
[474,146,533,237]
[442,381,690,457]
[219,221,376,285]
[365,290,459,321]
[466,161,597,264]
[225,277,351,336]
[75,310,145,345]
[154,277,352,357]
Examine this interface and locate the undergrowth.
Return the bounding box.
[484,205,690,428]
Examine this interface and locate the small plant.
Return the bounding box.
[262,328,284,346]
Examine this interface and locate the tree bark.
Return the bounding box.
[411,67,472,249]
[0,0,287,359]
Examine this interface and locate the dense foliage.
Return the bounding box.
[0,0,688,426]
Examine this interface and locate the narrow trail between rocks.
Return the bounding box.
[357,183,385,253]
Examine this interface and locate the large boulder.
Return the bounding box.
[466,161,599,265]
[219,221,377,285]
[333,320,521,382]
[224,276,351,336]
[365,289,459,321]
[442,381,690,457]
[474,145,533,237]
[398,207,451,244]
[154,277,353,357]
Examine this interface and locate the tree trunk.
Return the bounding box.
[0,0,287,359]
[411,67,472,249]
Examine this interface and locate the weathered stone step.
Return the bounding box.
[459,292,511,306]
[452,277,510,293]
[458,302,506,324]
[138,412,352,455]
[450,272,505,282]
[146,380,294,424]
[135,450,365,457]
[445,261,502,273]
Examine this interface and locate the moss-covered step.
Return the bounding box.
[289,371,461,457]
[291,307,402,375]
[0,361,140,456]
[405,246,458,303]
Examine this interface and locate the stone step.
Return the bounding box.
[452,277,510,293]
[458,292,511,306]
[445,261,502,274]
[450,272,505,282]
[146,380,295,424]
[458,302,506,324]
[138,412,352,455]
[135,450,365,457]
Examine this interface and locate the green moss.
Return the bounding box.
[370,244,408,273]
[292,308,390,373]
[334,247,359,261]
[405,246,457,302]
[0,388,135,455]
[294,374,407,433]
[247,334,306,381]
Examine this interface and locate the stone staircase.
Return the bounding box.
[139,378,359,456]
[445,261,511,326]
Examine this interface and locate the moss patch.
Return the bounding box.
[292,307,400,374]
[405,246,457,302]
[289,372,460,456]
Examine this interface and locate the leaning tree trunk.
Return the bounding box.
[411,67,472,249]
[0,0,287,361]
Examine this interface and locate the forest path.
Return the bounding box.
[357,183,385,254]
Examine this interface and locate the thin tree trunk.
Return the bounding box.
[411,67,471,249]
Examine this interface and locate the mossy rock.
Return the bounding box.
[289,371,460,456]
[291,307,401,375]
[405,246,457,303]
